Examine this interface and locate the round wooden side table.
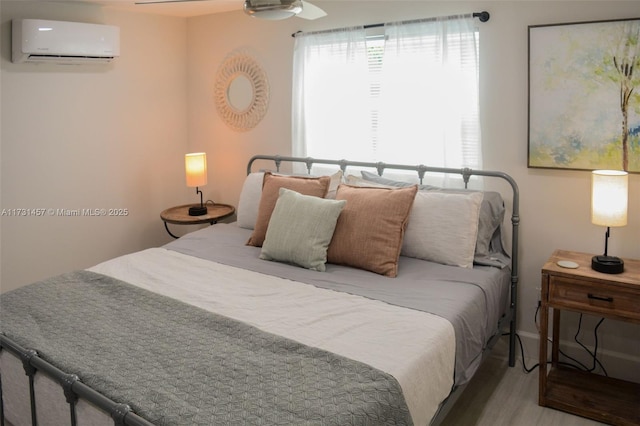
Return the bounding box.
[160,203,235,238]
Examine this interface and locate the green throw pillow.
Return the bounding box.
[260,188,346,272]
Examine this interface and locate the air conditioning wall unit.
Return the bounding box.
[12,19,120,64]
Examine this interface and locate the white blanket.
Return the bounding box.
[89,248,455,425]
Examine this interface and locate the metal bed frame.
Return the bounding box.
[247,155,521,425]
[0,155,519,426]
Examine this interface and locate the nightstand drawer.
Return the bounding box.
[549,276,640,321]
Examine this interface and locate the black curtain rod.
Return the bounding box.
[292,11,489,38]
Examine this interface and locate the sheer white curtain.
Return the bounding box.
[292,28,370,167]
[292,16,481,181]
[378,17,481,172]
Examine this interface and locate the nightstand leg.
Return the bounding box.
[552,309,560,365]
[539,273,549,406]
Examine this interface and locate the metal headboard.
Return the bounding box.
[247,154,520,368]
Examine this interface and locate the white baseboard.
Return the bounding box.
[500,330,640,383]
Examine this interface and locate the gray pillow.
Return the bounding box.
[360,170,506,262]
[260,188,346,272]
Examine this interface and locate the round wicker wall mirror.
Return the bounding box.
[214,52,269,132]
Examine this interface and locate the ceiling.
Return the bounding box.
[75,0,246,17]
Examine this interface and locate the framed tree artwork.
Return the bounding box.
[528,18,639,173]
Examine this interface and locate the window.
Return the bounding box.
[292,17,481,179]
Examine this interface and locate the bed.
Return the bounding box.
[0,155,520,426]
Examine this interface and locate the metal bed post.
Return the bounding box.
[112,403,134,426]
[61,373,79,426]
[20,348,38,426]
[509,192,520,368]
[486,169,520,369]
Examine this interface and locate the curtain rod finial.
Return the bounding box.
[474,11,490,22]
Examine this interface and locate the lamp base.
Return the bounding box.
[188,205,207,216]
[591,255,624,274]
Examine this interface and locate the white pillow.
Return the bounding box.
[237,170,344,230]
[402,191,483,268]
[344,174,391,188]
[325,169,344,199]
[237,172,264,229]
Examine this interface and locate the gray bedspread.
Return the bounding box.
[165,224,511,386]
[0,270,413,425]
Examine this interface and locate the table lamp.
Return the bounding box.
[185,152,208,216]
[591,170,628,274]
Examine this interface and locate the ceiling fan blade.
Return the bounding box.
[296,1,326,20]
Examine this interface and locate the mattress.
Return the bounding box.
[165,223,511,386]
[1,223,510,426]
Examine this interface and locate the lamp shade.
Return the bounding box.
[185,152,207,187]
[591,170,628,227]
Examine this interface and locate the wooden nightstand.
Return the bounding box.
[539,249,640,425]
[160,203,235,238]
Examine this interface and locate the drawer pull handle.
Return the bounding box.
[587,293,613,302]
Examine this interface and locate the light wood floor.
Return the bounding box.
[440,354,605,426]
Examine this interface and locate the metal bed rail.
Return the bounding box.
[0,333,155,426]
[248,154,521,368]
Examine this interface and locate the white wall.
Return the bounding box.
[187,1,640,381]
[0,1,189,292]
